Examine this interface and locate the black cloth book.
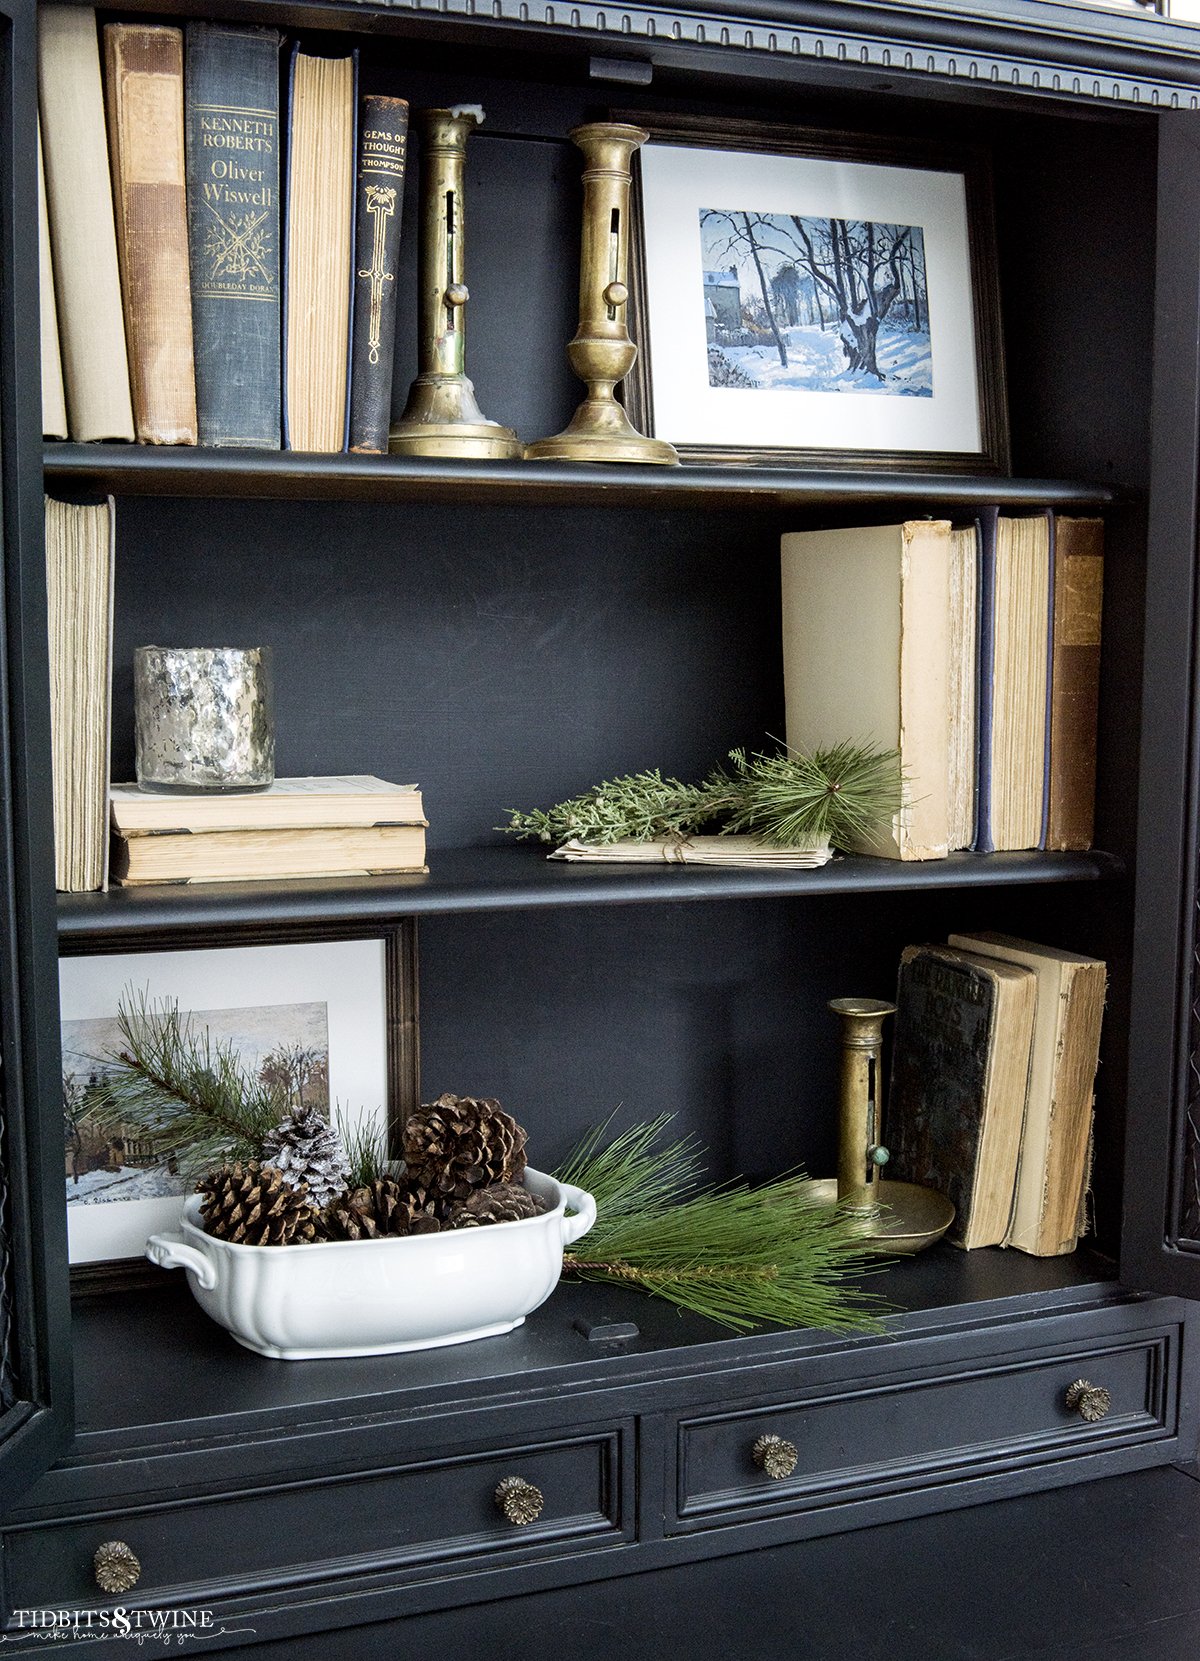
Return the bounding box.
[348,94,409,454]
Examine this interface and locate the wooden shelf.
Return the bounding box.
[43,444,1122,512]
[56,845,1124,945]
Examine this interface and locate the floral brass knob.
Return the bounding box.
[94,1540,141,1594]
[752,1433,798,1480]
[495,1476,545,1525]
[1065,1378,1112,1423]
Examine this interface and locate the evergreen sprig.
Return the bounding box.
[500,742,902,853]
[82,990,286,1181]
[554,1116,887,1334]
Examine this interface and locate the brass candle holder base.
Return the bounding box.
[799,1177,956,1255]
[524,404,679,466]
[389,379,522,461]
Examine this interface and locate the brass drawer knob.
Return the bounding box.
[752,1433,798,1480]
[495,1476,544,1525]
[1065,1378,1113,1423]
[94,1540,141,1594]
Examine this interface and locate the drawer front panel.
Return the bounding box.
[3,1428,628,1607]
[673,1335,1171,1528]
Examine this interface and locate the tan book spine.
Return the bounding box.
[104,23,197,445]
[1037,965,1106,1254]
[37,120,68,440]
[37,7,134,442]
[1046,517,1104,851]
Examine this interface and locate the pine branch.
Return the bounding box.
[500,770,719,846]
[555,1117,888,1334]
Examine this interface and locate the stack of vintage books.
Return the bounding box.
[108,775,428,885]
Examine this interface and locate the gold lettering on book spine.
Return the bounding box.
[358,185,396,366]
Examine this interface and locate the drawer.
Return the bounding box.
[671,1332,1172,1530]
[2,1425,630,1609]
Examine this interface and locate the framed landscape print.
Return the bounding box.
[59,927,418,1278]
[625,115,1009,473]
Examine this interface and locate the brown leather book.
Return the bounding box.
[1046,517,1104,851]
[104,23,197,445]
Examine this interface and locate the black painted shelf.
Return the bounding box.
[56,844,1124,944]
[43,444,1121,512]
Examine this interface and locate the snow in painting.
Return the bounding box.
[700,209,933,396]
[63,1000,330,1205]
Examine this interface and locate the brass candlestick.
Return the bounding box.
[804,996,954,1254]
[389,106,521,460]
[526,123,678,465]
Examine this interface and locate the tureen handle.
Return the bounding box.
[558,1183,597,1247]
[145,1231,219,1290]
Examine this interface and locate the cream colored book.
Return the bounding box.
[548,835,832,870]
[37,120,67,440]
[45,496,115,892]
[110,775,425,833]
[112,823,427,885]
[949,932,1106,1256]
[989,515,1051,850]
[38,6,135,442]
[948,524,978,850]
[284,48,355,452]
[781,522,952,860]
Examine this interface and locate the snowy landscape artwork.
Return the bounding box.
[699,209,933,397]
[63,1000,330,1208]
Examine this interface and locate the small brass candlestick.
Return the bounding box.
[804,997,954,1254]
[526,123,678,465]
[389,106,521,460]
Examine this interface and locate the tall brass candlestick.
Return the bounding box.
[389,106,521,460]
[526,123,678,465]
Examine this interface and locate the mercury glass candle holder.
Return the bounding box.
[133,646,275,794]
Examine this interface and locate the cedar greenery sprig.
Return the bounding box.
[500,741,902,853]
[554,1116,888,1334]
[81,989,286,1181]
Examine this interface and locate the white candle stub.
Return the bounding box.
[450,104,485,126]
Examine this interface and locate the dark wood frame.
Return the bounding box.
[622,113,1011,476]
[62,918,421,1295]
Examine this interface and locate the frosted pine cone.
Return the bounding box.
[402,1093,528,1201]
[260,1106,352,1209]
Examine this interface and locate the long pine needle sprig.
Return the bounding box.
[555,1117,887,1334]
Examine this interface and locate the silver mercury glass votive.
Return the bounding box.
[133,646,275,794]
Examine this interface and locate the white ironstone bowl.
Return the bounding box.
[145,1168,596,1360]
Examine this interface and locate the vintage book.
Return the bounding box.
[45,496,115,893]
[1046,517,1105,850]
[38,121,67,440]
[948,522,979,851]
[37,6,135,442]
[104,23,198,445]
[548,835,832,869]
[888,944,1037,1250]
[110,774,424,832]
[111,822,427,885]
[184,22,282,447]
[949,932,1106,1257]
[974,510,1051,852]
[348,94,409,454]
[781,522,952,860]
[283,46,357,452]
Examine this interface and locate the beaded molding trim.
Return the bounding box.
[355,0,1200,108]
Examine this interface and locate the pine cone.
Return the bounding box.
[446,1181,545,1229]
[197,1161,321,1246]
[260,1106,351,1210]
[324,1176,444,1241]
[402,1093,528,1200]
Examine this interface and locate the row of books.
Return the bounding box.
[38,9,406,454]
[781,512,1103,856]
[45,497,427,890]
[887,933,1106,1257]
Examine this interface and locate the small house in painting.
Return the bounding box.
[703,268,741,339]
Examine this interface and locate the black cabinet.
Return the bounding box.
[4,0,1200,1649]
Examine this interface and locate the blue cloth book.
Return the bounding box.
[184,22,282,448]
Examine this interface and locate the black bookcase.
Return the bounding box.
[5,0,1200,1651]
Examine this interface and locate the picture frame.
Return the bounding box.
[623,113,1010,474]
[61,921,419,1291]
